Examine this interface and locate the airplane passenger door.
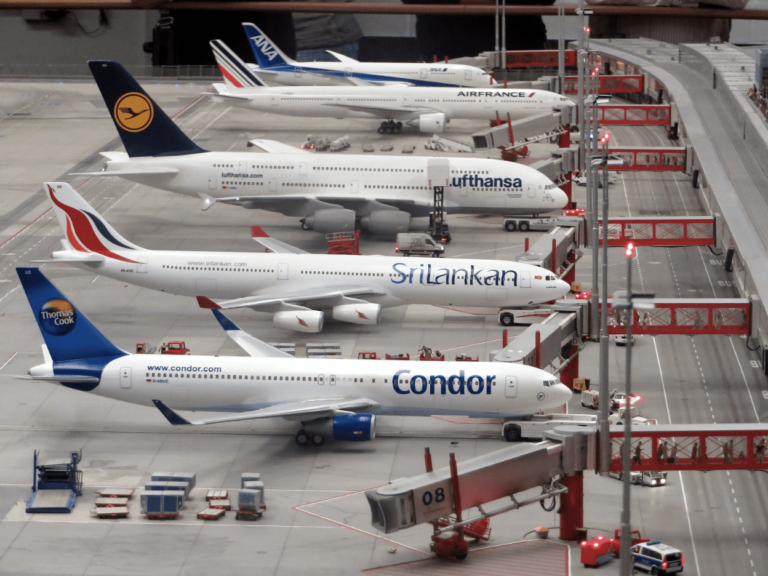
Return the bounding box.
[483,97,493,108]
[269,178,277,191]
[137,257,148,273]
[278,263,289,280]
[350,180,359,194]
[527,184,536,198]
[295,67,304,78]
[238,162,246,172]
[519,272,531,288]
[120,367,132,389]
[345,67,353,77]
[420,68,427,79]
[299,162,308,175]
[465,70,472,81]
[329,374,337,386]
[505,375,517,398]
[208,176,217,190]
[271,96,279,106]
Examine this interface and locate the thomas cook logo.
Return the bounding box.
[537,392,546,401]
[114,92,153,133]
[39,299,77,336]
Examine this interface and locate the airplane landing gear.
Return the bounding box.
[377,120,402,135]
[295,430,309,446]
[295,429,325,447]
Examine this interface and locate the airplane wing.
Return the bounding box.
[250,226,308,254]
[197,193,342,213]
[71,168,179,177]
[324,50,359,63]
[32,253,105,265]
[322,102,434,119]
[247,139,310,154]
[210,309,293,358]
[197,285,386,312]
[153,397,380,426]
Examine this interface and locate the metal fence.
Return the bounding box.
[0,63,222,80]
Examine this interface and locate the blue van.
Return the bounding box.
[631,542,684,575]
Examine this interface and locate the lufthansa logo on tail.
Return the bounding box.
[114,92,153,133]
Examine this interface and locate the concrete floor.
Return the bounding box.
[0,77,765,575]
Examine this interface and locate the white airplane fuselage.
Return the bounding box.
[101,152,567,217]
[69,354,571,418]
[214,86,571,124]
[248,62,497,88]
[60,248,567,307]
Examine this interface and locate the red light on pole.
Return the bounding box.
[600,131,611,144]
[583,26,591,34]
[625,242,635,258]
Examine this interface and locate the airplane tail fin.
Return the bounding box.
[16,267,127,366]
[210,39,268,88]
[44,182,145,260]
[242,22,293,68]
[88,60,206,158]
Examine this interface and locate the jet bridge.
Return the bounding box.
[472,105,575,151]
[366,425,594,534]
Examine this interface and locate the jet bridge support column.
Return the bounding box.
[560,342,580,390]
[559,472,584,541]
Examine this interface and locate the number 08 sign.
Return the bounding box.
[413,480,454,522]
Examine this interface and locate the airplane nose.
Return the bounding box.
[557,278,571,297]
[552,187,569,209]
[555,383,573,405]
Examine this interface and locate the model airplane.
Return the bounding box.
[241,22,497,88]
[75,61,569,234]
[36,182,571,333]
[16,267,572,446]
[211,38,573,134]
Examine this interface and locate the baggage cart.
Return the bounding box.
[95,497,129,507]
[206,489,228,501]
[91,506,129,519]
[209,499,231,510]
[197,507,226,521]
[98,488,134,499]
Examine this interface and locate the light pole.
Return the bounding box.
[611,251,654,576]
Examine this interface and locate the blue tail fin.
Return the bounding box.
[17,267,126,365]
[242,22,292,68]
[88,60,206,158]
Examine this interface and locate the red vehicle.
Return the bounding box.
[611,529,649,557]
[161,341,190,355]
[581,534,614,568]
[574,291,592,300]
[357,351,380,360]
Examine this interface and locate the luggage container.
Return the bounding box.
[166,481,191,498]
[238,489,263,511]
[145,481,167,491]
[241,473,261,487]
[172,472,196,490]
[162,490,184,511]
[151,472,174,482]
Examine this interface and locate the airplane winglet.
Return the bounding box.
[197,296,221,309]
[152,400,191,426]
[211,308,239,331]
[251,226,269,238]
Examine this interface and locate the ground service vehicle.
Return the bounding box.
[609,470,667,487]
[581,535,613,568]
[498,304,559,327]
[502,413,596,442]
[503,217,560,232]
[395,233,445,257]
[610,529,650,557]
[631,542,684,575]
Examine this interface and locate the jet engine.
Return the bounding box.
[332,303,381,325]
[273,310,324,333]
[300,208,356,234]
[407,112,447,133]
[305,414,376,442]
[359,211,411,235]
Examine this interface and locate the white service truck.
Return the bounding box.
[395,233,445,257]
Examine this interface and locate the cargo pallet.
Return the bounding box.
[198,508,226,520]
[91,506,129,519]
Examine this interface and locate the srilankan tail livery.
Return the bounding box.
[241,22,497,88]
[74,61,568,233]
[16,267,572,446]
[36,183,571,333]
[210,38,574,135]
